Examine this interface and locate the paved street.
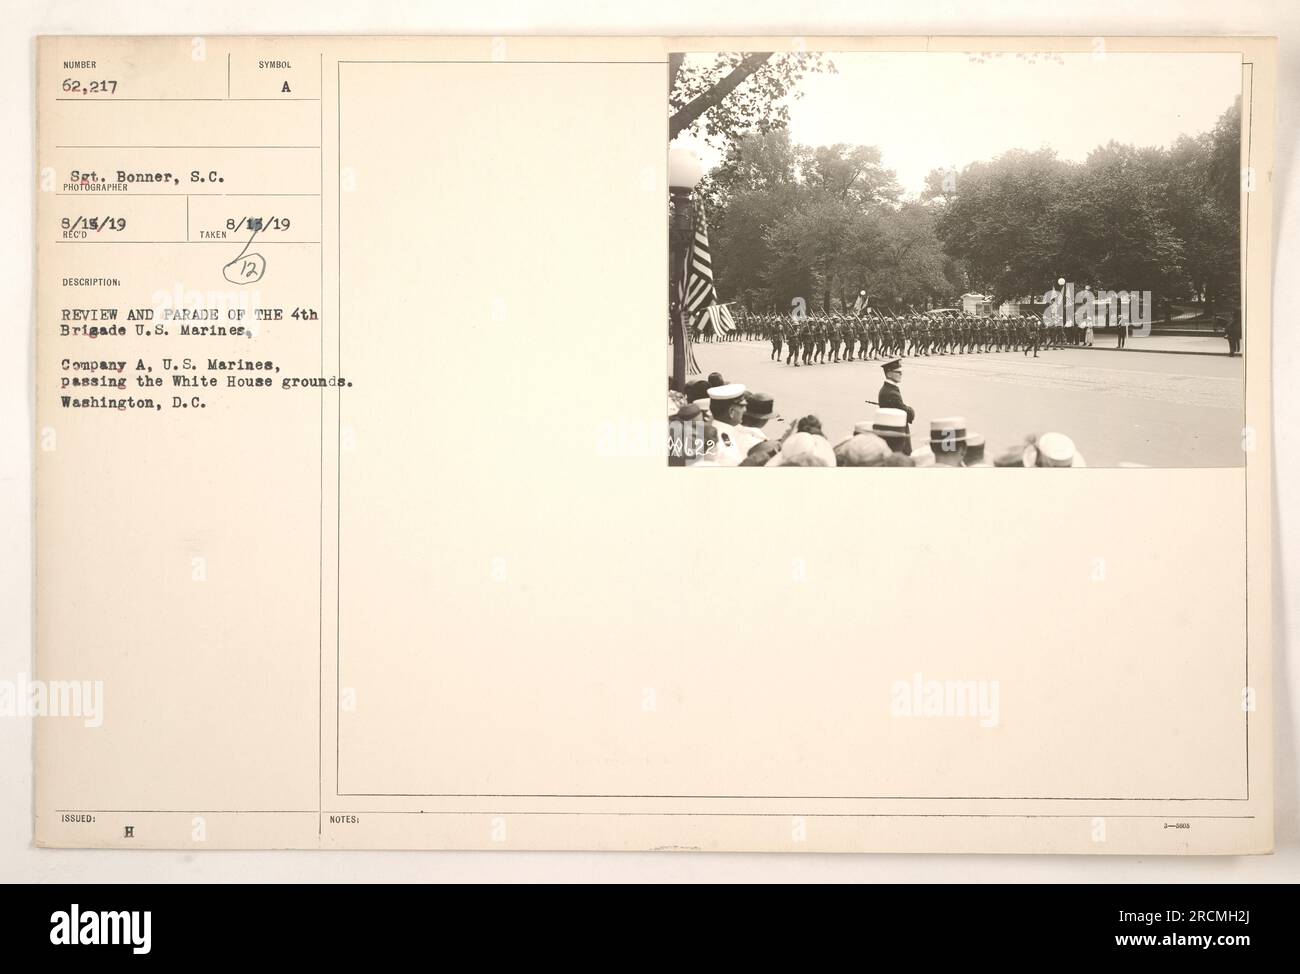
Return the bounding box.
[685,340,1245,467]
[1082,333,1238,355]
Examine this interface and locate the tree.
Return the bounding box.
[801,144,900,207]
[920,167,959,211]
[705,134,957,311]
[933,149,1072,301]
[669,52,834,145]
[710,185,809,308]
[701,129,801,211]
[1059,142,1185,309]
[765,197,882,311]
[930,101,1240,317]
[869,203,956,308]
[1207,96,1243,212]
[699,130,806,309]
[1202,97,1242,318]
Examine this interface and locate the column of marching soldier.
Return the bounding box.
[714,312,1079,362]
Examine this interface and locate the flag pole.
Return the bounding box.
[668,187,694,394]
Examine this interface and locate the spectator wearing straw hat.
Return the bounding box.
[870,406,912,456]
[765,431,836,467]
[929,417,968,467]
[1026,432,1087,467]
[834,432,891,467]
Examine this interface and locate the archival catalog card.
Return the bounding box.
[33,35,1275,853]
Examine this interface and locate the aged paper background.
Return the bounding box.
[19,24,1283,865]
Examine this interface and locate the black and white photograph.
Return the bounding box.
[668,50,1246,468]
[4,0,1293,920]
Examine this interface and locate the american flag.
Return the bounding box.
[686,205,732,335]
[685,333,702,376]
[669,204,698,377]
[699,303,737,336]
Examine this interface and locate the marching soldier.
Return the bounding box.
[1023,314,1040,357]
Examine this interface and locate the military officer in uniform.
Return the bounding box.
[876,359,915,437]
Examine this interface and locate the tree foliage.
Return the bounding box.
[679,62,1241,321]
[932,99,1241,313]
[706,131,963,312]
[669,52,835,144]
